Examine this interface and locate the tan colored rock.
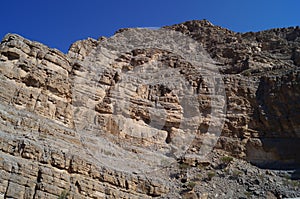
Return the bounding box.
[0,20,300,198]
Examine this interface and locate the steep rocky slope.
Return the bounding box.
[0,20,299,198]
[166,20,300,167]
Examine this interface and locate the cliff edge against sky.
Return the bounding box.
[0,20,299,198]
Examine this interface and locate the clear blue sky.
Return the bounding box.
[1,0,299,53]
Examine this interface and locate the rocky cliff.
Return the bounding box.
[166,20,300,167]
[0,20,299,198]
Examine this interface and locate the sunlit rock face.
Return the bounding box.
[166,20,300,167]
[0,20,299,198]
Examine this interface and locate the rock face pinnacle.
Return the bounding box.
[0,20,299,198]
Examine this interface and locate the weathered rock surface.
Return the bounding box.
[166,20,300,167]
[0,20,299,198]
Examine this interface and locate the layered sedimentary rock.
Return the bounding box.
[0,20,299,198]
[166,20,300,167]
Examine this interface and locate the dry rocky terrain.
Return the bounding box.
[0,20,299,198]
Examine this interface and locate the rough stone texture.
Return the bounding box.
[166,20,300,167]
[0,20,299,198]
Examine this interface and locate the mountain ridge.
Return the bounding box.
[0,20,299,198]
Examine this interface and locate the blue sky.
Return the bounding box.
[1,0,299,53]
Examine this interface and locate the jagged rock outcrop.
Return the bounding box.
[0,20,299,198]
[166,20,300,167]
[0,34,169,198]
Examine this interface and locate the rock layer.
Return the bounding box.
[0,20,299,198]
[166,20,300,167]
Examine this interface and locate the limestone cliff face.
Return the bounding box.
[166,20,300,167]
[0,20,299,198]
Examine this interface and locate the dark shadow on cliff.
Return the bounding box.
[248,73,300,172]
[249,138,300,170]
[291,169,300,180]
